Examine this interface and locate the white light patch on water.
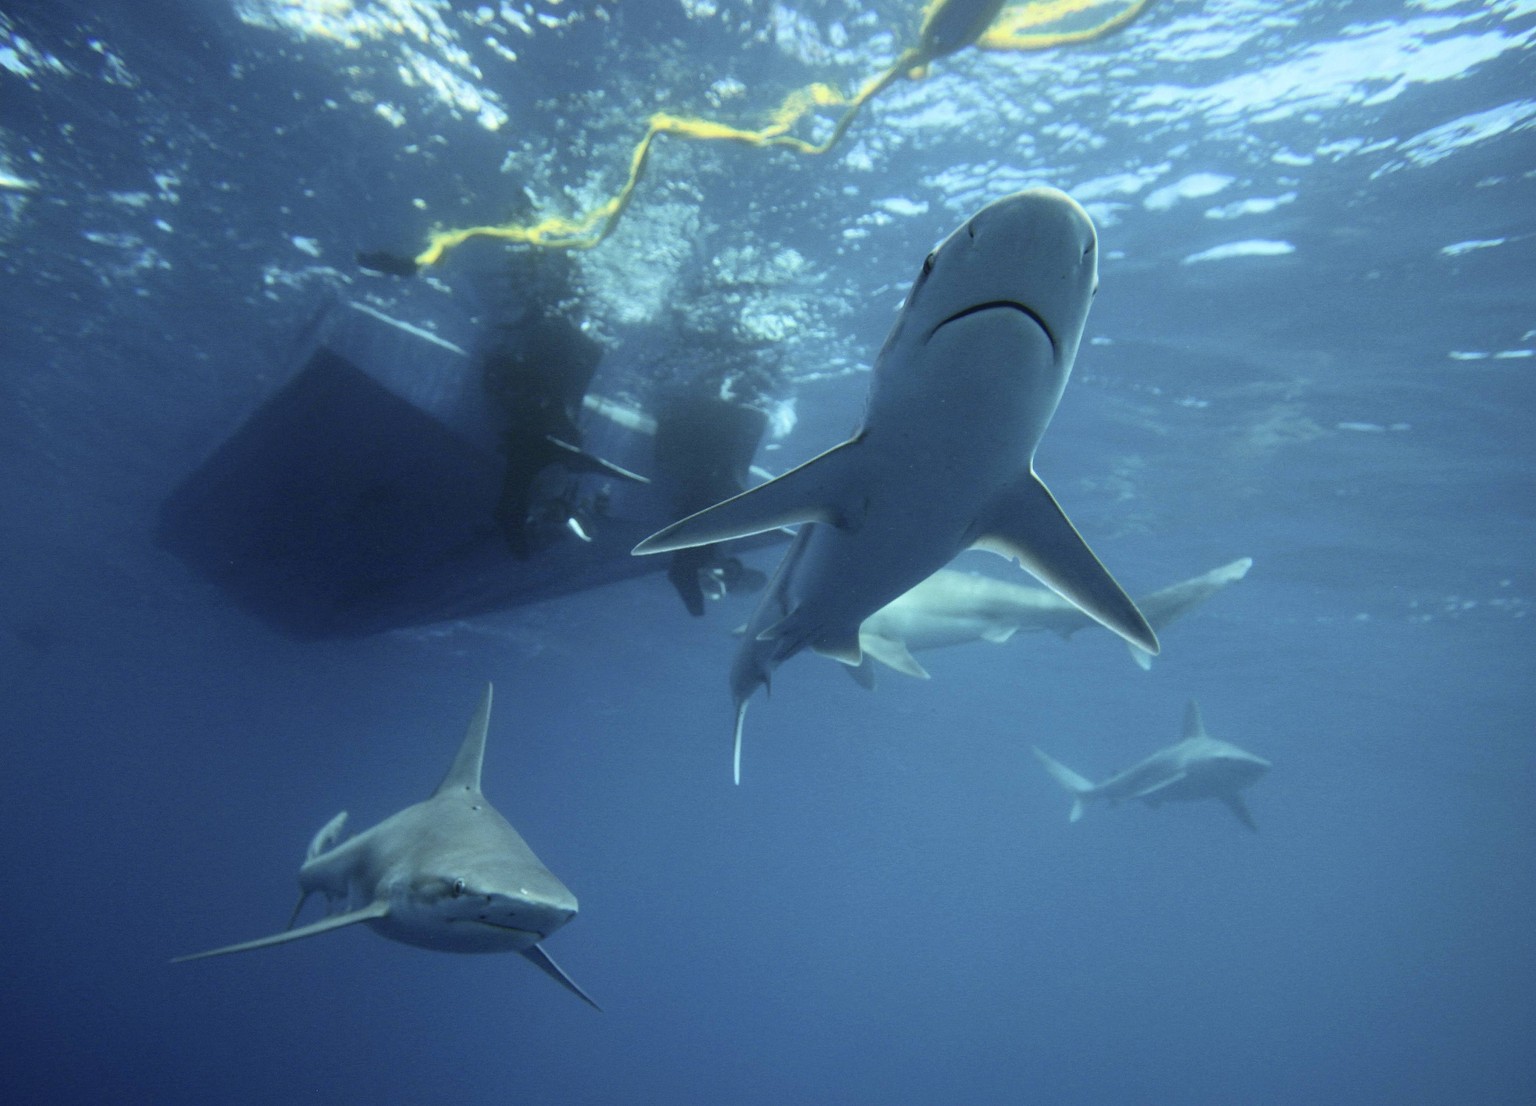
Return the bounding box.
[1440,237,1507,256]
[1376,99,1536,174]
[1206,192,1297,219]
[876,197,928,217]
[1181,239,1295,264]
[1133,9,1534,126]
[1144,173,1235,211]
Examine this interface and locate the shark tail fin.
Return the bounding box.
[1032,747,1094,822]
[522,944,602,1011]
[172,900,390,964]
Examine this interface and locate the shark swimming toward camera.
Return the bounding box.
[1034,700,1271,831]
[633,188,1157,781]
[174,684,599,1009]
[846,557,1253,686]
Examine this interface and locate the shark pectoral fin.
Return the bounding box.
[861,634,930,679]
[1221,792,1259,832]
[632,438,865,555]
[1130,771,1187,800]
[979,624,1019,644]
[973,472,1159,656]
[171,900,390,964]
[545,436,650,484]
[1127,642,1154,671]
[523,944,601,1011]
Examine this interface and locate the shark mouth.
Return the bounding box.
[930,300,1056,356]
[451,918,544,941]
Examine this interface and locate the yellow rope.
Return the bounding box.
[411,0,1154,266]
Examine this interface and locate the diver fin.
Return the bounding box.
[861,634,930,679]
[632,438,866,555]
[522,945,602,1011]
[172,900,391,963]
[1221,792,1259,832]
[973,471,1159,655]
[544,436,649,484]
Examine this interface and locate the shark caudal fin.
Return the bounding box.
[172,901,391,964]
[1032,747,1095,823]
[974,472,1159,656]
[632,439,864,555]
[522,945,602,1011]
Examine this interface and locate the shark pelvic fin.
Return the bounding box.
[1221,792,1259,832]
[172,900,390,964]
[522,944,602,1011]
[632,438,866,555]
[973,471,1159,656]
[1032,746,1094,823]
[860,634,930,679]
[434,683,492,798]
[844,657,878,690]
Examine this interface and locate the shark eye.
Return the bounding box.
[452,878,465,898]
[921,251,936,277]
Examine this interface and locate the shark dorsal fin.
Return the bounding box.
[1182,699,1206,740]
[434,683,493,798]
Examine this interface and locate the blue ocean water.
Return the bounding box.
[2,1,1533,1102]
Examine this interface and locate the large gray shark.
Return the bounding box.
[174,684,598,1009]
[633,188,1157,781]
[1034,700,1271,831]
[849,557,1253,685]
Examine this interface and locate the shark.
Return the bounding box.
[848,557,1253,686]
[1033,700,1271,831]
[633,188,1157,781]
[174,684,599,1009]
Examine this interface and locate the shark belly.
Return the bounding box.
[761,309,1049,662]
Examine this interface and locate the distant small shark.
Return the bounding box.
[1034,700,1271,831]
[174,684,599,1009]
[848,557,1252,686]
[633,189,1156,782]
